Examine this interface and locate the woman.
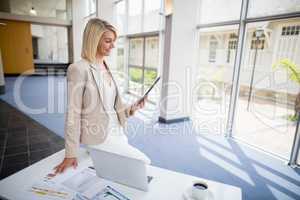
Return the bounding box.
[54,18,147,174]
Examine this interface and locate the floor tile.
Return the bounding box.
[50,143,64,153]
[3,153,29,166]
[0,112,8,129]
[29,141,51,152]
[29,134,49,145]
[0,148,4,156]
[0,133,6,141]
[4,145,28,156]
[6,136,27,147]
[0,140,6,149]
[0,101,14,113]
[0,99,63,180]
[27,129,45,137]
[30,149,53,164]
[0,162,29,179]
[7,130,27,140]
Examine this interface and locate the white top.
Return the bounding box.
[91,67,151,164]
[97,67,128,144]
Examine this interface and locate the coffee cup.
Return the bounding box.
[191,181,208,200]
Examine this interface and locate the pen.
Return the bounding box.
[31,189,68,199]
[31,186,69,197]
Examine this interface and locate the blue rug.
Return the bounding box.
[1,76,300,200]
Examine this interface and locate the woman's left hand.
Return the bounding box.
[130,96,147,115]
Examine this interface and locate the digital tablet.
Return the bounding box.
[140,76,161,100]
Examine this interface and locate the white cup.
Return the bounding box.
[191,181,208,200]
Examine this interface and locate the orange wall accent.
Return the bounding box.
[0,19,34,74]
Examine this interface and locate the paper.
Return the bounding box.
[62,168,102,193]
[74,186,131,200]
[27,168,131,200]
[63,168,130,200]
[27,179,75,200]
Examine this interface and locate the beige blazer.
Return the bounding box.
[64,59,131,158]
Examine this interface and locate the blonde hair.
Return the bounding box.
[81,18,117,63]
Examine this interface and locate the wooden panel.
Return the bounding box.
[0,19,34,74]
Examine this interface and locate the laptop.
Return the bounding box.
[88,146,151,192]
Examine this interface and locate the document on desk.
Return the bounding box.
[27,179,75,200]
[24,167,131,200]
[64,168,131,200]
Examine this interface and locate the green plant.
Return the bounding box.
[144,70,157,86]
[273,59,300,121]
[129,68,142,82]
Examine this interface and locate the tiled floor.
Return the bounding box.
[0,100,64,180]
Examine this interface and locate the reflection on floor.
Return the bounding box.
[0,76,300,200]
[192,97,296,159]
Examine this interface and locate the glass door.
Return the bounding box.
[233,19,300,159]
[193,25,239,135]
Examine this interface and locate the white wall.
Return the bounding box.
[31,24,43,37]
[97,0,117,70]
[71,0,89,62]
[159,0,199,121]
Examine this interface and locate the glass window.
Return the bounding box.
[227,33,238,63]
[250,32,266,49]
[88,0,96,15]
[298,122,300,164]
[199,0,242,24]
[281,25,300,36]
[128,67,143,95]
[116,38,125,78]
[195,25,238,134]
[144,36,159,102]
[144,0,161,32]
[128,0,142,34]
[248,0,300,18]
[145,36,159,68]
[31,24,69,63]
[234,19,300,159]
[196,0,300,160]
[128,36,160,100]
[129,37,144,95]
[1,0,72,20]
[129,38,143,67]
[209,36,218,62]
[116,0,126,35]
[114,0,162,34]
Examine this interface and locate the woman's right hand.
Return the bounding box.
[53,157,78,174]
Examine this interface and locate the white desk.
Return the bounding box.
[0,148,241,200]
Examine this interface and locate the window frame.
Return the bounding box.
[196,0,300,165]
[127,34,159,97]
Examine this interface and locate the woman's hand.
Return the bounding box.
[129,96,148,115]
[53,157,78,174]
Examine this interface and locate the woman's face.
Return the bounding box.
[97,30,116,57]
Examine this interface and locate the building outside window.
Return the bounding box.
[227,33,238,63]
[250,32,266,49]
[208,36,218,63]
[196,0,300,161]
